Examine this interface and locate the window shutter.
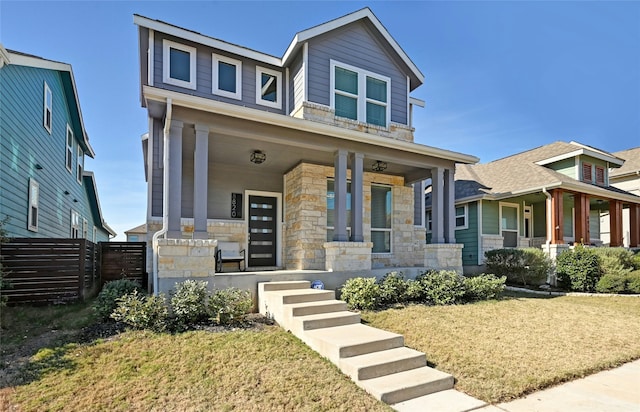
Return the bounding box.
[582,163,592,182]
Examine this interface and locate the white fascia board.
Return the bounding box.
[0,43,10,67]
[536,149,624,168]
[409,96,425,107]
[489,181,640,204]
[134,15,281,67]
[143,85,478,164]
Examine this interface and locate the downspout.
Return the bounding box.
[542,187,553,284]
[152,98,172,295]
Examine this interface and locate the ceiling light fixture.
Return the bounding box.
[250,150,266,164]
[372,160,387,172]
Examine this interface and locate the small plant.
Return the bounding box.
[485,248,550,286]
[340,277,381,310]
[415,270,465,305]
[595,273,628,294]
[171,280,209,327]
[463,274,506,302]
[377,271,408,305]
[111,290,168,332]
[93,279,143,320]
[556,245,602,292]
[207,288,252,325]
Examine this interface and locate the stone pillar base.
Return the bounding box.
[323,242,373,272]
[541,243,570,285]
[424,243,463,274]
[157,238,218,293]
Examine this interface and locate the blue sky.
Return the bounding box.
[2,1,639,240]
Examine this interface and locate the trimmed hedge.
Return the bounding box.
[485,248,551,286]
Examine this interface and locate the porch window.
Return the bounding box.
[71,210,80,238]
[582,162,593,183]
[66,125,73,173]
[28,178,39,232]
[371,185,392,253]
[255,66,282,109]
[331,60,390,127]
[43,82,52,133]
[455,205,468,229]
[326,180,351,241]
[163,39,197,90]
[426,210,432,232]
[212,54,242,100]
[500,203,519,247]
[595,166,605,186]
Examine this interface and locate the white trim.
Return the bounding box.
[330,59,391,128]
[0,43,10,68]
[455,204,468,230]
[371,183,393,254]
[82,218,89,239]
[162,39,197,90]
[65,124,74,173]
[477,201,483,265]
[245,190,282,268]
[70,209,81,238]
[303,42,309,102]
[93,226,97,242]
[536,148,624,168]
[28,178,39,232]
[499,202,520,247]
[212,53,242,100]
[76,146,84,184]
[285,67,290,114]
[406,76,410,126]
[148,29,154,86]
[524,205,533,239]
[43,81,52,133]
[255,66,282,109]
[409,96,425,107]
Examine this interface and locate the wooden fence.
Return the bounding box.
[1,239,147,305]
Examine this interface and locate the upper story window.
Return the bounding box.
[255,66,282,109]
[595,165,605,185]
[77,147,84,184]
[28,178,39,232]
[330,60,390,128]
[43,82,52,133]
[212,54,242,100]
[163,39,197,90]
[71,210,80,238]
[582,162,593,183]
[66,125,74,173]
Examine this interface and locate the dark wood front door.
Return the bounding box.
[248,195,277,267]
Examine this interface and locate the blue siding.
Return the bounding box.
[0,63,109,240]
[457,202,478,266]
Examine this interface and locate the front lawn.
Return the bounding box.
[363,292,640,403]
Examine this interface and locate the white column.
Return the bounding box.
[167,120,183,238]
[193,124,209,239]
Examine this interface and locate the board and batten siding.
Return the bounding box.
[306,20,409,125]
[456,202,478,266]
[289,51,304,114]
[547,158,577,179]
[152,33,285,115]
[0,64,101,239]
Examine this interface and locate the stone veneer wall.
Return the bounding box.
[291,101,415,142]
[156,238,217,284]
[324,242,373,271]
[481,234,504,260]
[424,244,463,274]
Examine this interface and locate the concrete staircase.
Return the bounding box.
[258,281,486,411]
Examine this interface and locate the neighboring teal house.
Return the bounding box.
[427,141,640,274]
[0,45,115,241]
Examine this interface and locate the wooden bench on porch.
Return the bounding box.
[216,242,245,272]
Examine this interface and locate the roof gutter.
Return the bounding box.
[151,98,172,295]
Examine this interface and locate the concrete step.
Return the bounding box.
[391,389,487,412]
[258,280,311,292]
[292,310,361,334]
[339,346,426,381]
[359,366,454,405]
[260,288,335,322]
[302,323,404,364]
[287,299,349,317]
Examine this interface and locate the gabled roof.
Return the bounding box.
[610,147,640,178]
[134,8,424,87]
[83,171,116,237]
[453,141,640,204]
[534,141,624,168]
[3,46,95,158]
[125,223,147,235]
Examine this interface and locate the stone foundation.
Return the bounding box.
[156,238,217,293]
[541,243,571,285]
[324,242,373,272]
[424,243,463,274]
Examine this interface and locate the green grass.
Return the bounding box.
[362,293,640,403]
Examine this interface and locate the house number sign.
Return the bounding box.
[231,193,242,218]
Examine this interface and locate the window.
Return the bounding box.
[82,218,88,239]
[371,185,392,253]
[162,39,197,90]
[93,227,97,243]
[595,166,605,185]
[331,60,390,127]
[455,205,468,229]
[255,66,282,109]
[77,147,83,184]
[71,210,80,238]
[426,210,432,232]
[582,162,593,183]
[500,203,519,248]
[28,178,39,232]
[43,82,52,133]
[213,54,242,100]
[66,125,73,172]
[326,180,351,241]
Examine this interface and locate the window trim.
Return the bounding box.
[43,82,52,133]
[499,202,520,248]
[371,184,392,254]
[28,178,39,232]
[82,218,88,239]
[212,53,242,100]
[162,39,197,90]
[455,204,468,230]
[76,146,84,184]
[255,66,282,109]
[330,59,391,128]
[93,226,97,243]
[71,210,81,238]
[66,124,73,173]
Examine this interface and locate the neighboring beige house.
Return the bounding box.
[600,147,640,247]
[125,223,146,242]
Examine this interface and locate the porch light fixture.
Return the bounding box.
[250,150,266,164]
[372,160,387,172]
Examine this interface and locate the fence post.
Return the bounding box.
[78,239,86,301]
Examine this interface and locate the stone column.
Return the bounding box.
[193,124,209,239]
[350,152,364,242]
[443,168,456,244]
[333,150,348,241]
[167,120,183,238]
[430,167,445,244]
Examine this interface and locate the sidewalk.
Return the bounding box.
[477,359,640,412]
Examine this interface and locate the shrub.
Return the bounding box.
[377,271,408,305]
[340,277,381,310]
[171,280,209,327]
[485,248,550,286]
[405,278,425,302]
[627,271,640,294]
[93,279,143,320]
[415,270,465,305]
[556,245,602,292]
[592,248,635,278]
[111,290,168,332]
[207,288,252,325]
[463,274,506,302]
[595,274,627,294]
